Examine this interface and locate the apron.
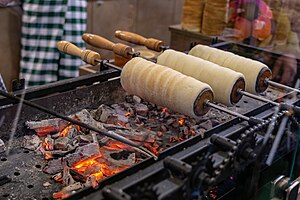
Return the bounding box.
[20,0,86,87]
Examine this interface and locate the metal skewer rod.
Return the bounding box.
[238,89,279,106]
[266,79,300,93]
[0,90,158,160]
[205,100,263,124]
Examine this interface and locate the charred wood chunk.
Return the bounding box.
[54,137,70,151]
[92,104,115,123]
[43,158,66,175]
[135,103,149,116]
[64,143,100,166]
[22,135,41,151]
[25,118,69,135]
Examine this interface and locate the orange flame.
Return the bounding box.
[60,125,73,137]
[53,192,70,199]
[42,139,53,151]
[36,127,56,137]
[72,153,128,182]
[45,152,53,160]
[125,112,131,117]
[190,130,196,135]
[161,107,167,113]
[178,118,185,126]
[103,141,129,151]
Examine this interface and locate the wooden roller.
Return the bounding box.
[121,57,214,117]
[157,50,245,106]
[115,30,164,52]
[82,33,133,59]
[57,41,101,66]
[189,44,272,94]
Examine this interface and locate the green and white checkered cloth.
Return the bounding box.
[20,0,86,87]
[0,74,7,92]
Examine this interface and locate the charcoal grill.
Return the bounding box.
[0,42,300,200]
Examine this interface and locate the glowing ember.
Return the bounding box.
[43,140,53,151]
[72,153,128,182]
[178,118,185,126]
[190,130,196,135]
[45,153,53,160]
[36,127,57,137]
[59,125,73,137]
[161,107,167,113]
[103,141,129,151]
[125,112,131,117]
[53,192,70,199]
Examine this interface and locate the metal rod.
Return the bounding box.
[0,90,158,160]
[205,100,250,121]
[266,115,289,166]
[266,79,300,93]
[238,89,279,106]
[95,59,123,71]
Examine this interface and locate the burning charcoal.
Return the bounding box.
[44,135,54,151]
[63,167,75,186]
[0,139,6,153]
[53,182,83,199]
[166,118,175,126]
[133,95,141,104]
[66,127,79,139]
[23,135,41,151]
[199,120,213,130]
[157,132,163,137]
[83,163,102,177]
[51,132,61,139]
[64,143,100,166]
[75,135,92,146]
[92,104,115,123]
[26,118,69,136]
[84,175,98,188]
[125,95,134,103]
[111,129,156,143]
[43,158,66,175]
[75,109,106,137]
[101,149,136,167]
[160,125,168,132]
[171,120,180,128]
[69,168,87,183]
[54,137,70,151]
[52,172,63,182]
[117,114,129,124]
[135,103,148,116]
[111,104,127,115]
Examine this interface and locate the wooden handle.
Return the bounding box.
[82,33,133,59]
[115,30,164,52]
[57,41,101,66]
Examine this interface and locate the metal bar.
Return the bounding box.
[205,101,250,121]
[96,59,123,71]
[0,70,121,107]
[0,90,157,160]
[266,115,289,166]
[238,89,279,106]
[267,80,300,93]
